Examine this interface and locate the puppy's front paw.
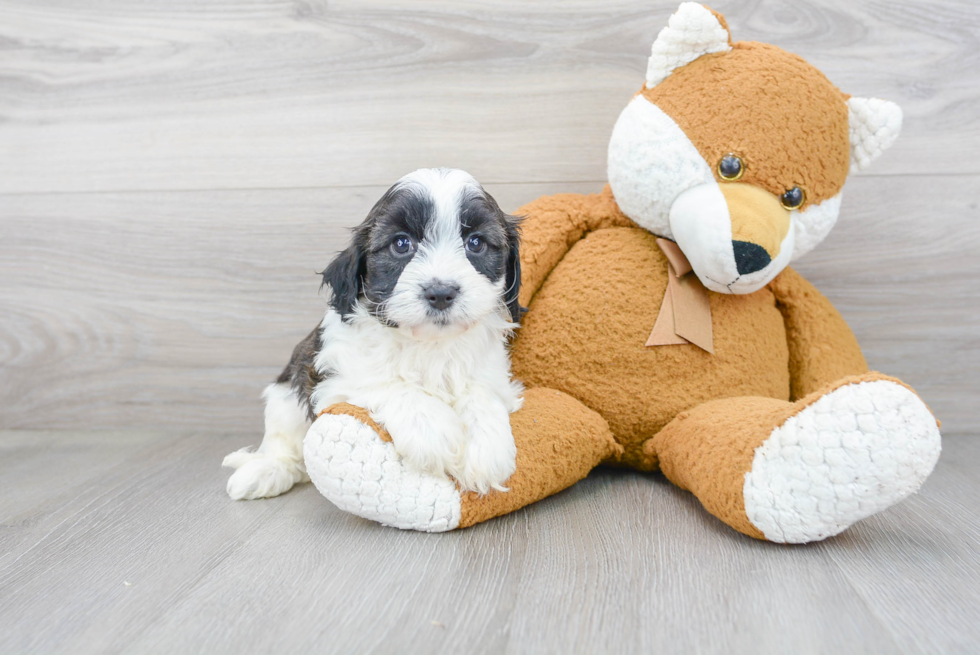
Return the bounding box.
[386,403,466,480]
[453,419,517,495]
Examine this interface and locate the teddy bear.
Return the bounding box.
[303,2,941,543]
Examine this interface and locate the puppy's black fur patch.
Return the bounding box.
[320,223,369,319]
[359,188,434,323]
[320,185,436,323]
[459,192,523,322]
[276,327,324,420]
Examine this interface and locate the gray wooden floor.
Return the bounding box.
[0,432,978,654]
[2,0,980,653]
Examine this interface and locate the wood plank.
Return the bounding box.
[2,176,977,434]
[499,474,900,654]
[0,431,313,653]
[126,474,900,655]
[0,0,977,193]
[0,430,168,522]
[0,430,976,653]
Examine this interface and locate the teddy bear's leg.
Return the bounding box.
[303,388,620,532]
[647,373,941,543]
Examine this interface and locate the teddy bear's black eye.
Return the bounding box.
[780,187,806,210]
[718,154,744,181]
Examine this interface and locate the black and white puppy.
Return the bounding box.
[223,168,524,500]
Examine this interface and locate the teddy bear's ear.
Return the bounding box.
[645,3,732,88]
[848,97,903,172]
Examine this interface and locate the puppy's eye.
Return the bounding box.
[780,187,806,210]
[390,235,415,255]
[718,154,744,181]
[465,235,486,254]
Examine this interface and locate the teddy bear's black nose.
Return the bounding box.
[732,241,771,275]
[424,284,459,310]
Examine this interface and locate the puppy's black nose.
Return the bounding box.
[423,284,459,310]
[732,240,771,275]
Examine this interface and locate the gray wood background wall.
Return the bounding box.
[1,0,978,435]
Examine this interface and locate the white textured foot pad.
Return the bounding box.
[304,414,462,532]
[744,380,941,543]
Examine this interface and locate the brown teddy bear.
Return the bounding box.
[305,2,941,543]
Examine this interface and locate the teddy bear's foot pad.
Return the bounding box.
[743,380,941,543]
[304,413,462,532]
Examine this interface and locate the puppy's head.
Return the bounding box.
[322,168,521,339]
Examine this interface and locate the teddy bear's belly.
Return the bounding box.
[511,227,791,469]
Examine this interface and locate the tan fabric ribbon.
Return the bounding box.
[645,238,714,354]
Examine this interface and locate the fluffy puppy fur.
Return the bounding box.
[223,168,524,500]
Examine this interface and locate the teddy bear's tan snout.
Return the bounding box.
[720,183,791,274]
[668,181,795,295]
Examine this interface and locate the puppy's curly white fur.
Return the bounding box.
[224,168,524,499]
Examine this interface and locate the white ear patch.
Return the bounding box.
[646,2,732,88]
[608,96,716,238]
[848,98,903,172]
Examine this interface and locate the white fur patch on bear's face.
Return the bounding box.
[608,96,716,239]
[668,182,736,286]
[791,192,842,260]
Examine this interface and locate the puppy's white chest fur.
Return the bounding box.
[313,307,521,412]
[311,307,523,495]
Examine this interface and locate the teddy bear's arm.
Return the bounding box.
[515,186,634,307]
[769,267,870,400]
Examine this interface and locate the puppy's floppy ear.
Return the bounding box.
[321,224,369,319]
[504,213,524,323]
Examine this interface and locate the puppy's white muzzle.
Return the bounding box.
[387,242,503,340]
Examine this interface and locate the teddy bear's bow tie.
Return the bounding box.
[645,238,714,354]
